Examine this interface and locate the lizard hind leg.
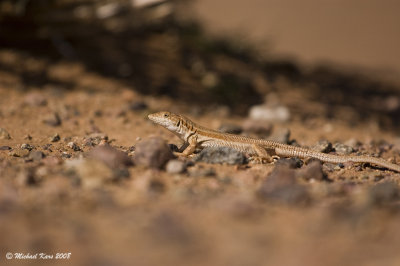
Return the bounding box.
[249,144,279,164]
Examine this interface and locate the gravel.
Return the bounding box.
[133,137,174,169]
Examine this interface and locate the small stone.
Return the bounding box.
[275,157,303,169]
[312,140,333,153]
[0,128,11,140]
[218,123,242,134]
[24,92,47,106]
[21,143,34,151]
[297,161,324,181]
[242,119,273,135]
[133,137,174,169]
[24,135,32,140]
[67,142,81,151]
[83,133,109,147]
[61,152,71,158]
[166,160,186,174]
[334,143,354,155]
[257,165,310,205]
[29,151,45,162]
[194,147,247,165]
[88,145,133,168]
[249,104,290,122]
[43,112,61,127]
[9,148,30,157]
[0,146,11,150]
[50,133,61,142]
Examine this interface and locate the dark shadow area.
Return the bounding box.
[1,0,399,129]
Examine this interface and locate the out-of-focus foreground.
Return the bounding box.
[1,1,400,265]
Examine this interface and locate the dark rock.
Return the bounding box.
[29,151,45,162]
[275,157,303,169]
[218,123,243,134]
[21,143,34,151]
[166,159,186,174]
[0,128,11,140]
[61,152,71,158]
[43,112,61,127]
[257,165,310,205]
[242,119,273,135]
[24,92,47,106]
[313,140,333,153]
[83,133,109,147]
[67,142,81,151]
[0,146,11,150]
[88,145,133,168]
[133,137,173,169]
[297,161,324,181]
[334,143,353,155]
[194,147,247,165]
[50,134,60,142]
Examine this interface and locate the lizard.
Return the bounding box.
[148,111,400,172]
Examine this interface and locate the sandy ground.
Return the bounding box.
[1,53,400,266]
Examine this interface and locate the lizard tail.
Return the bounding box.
[275,146,400,172]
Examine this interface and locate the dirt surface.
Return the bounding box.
[1,1,400,266]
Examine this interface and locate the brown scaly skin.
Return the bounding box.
[148,111,400,172]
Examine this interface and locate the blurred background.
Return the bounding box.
[1,1,400,266]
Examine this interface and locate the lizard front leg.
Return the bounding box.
[174,135,198,157]
[250,144,279,164]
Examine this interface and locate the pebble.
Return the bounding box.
[43,112,62,127]
[242,119,273,136]
[275,157,303,169]
[88,145,133,168]
[21,143,34,151]
[83,133,109,147]
[297,161,324,181]
[50,133,61,142]
[29,151,45,162]
[194,147,247,165]
[257,165,310,205]
[166,159,186,174]
[218,124,242,134]
[23,92,47,106]
[0,128,11,140]
[0,146,11,150]
[61,152,71,158]
[333,143,354,155]
[67,142,81,151]
[312,140,333,153]
[9,148,30,157]
[249,104,290,122]
[133,137,173,169]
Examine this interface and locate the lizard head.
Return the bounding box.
[148,111,184,134]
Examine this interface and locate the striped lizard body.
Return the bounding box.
[148,111,400,172]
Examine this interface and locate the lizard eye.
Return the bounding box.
[164,113,169,118]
